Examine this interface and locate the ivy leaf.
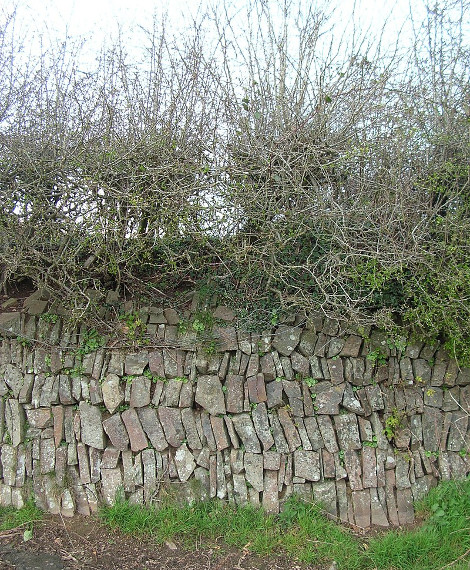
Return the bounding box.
[23,528,33,542]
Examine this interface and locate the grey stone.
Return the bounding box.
[272,326,301,356]
[282,381,304,416]
[277,407,301,451]
[130,376,151,407]
[210,415,230,450]
[252,403,275,451]
[158,407,185,448]
[79,402,105,449]
[103,413,130,451]
[181,408,202,450]
[195,375,226,416]
[334,414,361,450]
[124,352,149,375]
[413,359,432,382]
[343,450,363,490]
[298,330,318,357]
[268,412,290,453]
[101,374,124,414]
[365,384,384,411]
[314,382,344,415]
[101,468,122,505]
[396,488,414,525]
[308,356,324,379]
[304,417,324,450]
[0,312,22,336]
[225,375,244,413]
[137,407,168,451]
[294,450,320,481]
[174,444,196,482]
[244,452,264,492]
[422,406,442,451]
[263,469,279,514]
[121,407,148,452]
[4,364,23,398]
[25,408,53,429]
[213,326,238,351]
[342,383,364,414]
[266,380,283,408]
[231,413,261,453]
[312,480,337,518]
[316,415,338,453]
[327,359,344,385]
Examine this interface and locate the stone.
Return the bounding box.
[195,375,226,416]
[342,383,364,414]
[40,438,55,474]
[225,375,244,413]
[231,413,261,453]
[277,407,301,451]
[247,374,267,404]
[121,408,148,452]
[362,447,378,488]
[304,417,324,450]
[4,364,23,398]
[210,415,230,450]
[163,308,180,325]
[447,411,468,451]
[312,481,337,518]
[298,330,318,357]
[201,412,217,451]
[264,451,281,471]
[244,452,264,492]
[129,376,151,407]
[272,326,301,356]
[327,359,344,385]
[213,326,238,352]
[101,374,125,414]
[314,382,344,415]
[294,450,320,481]
[343,450,363,490]
[266,380,283,408]
[370,487,389,527]
[316,416,339,453]
[352,489,371,528]
[101,468,122,505]
[252,403,275,451]
[0,312,22,336]
[125,352,149,375]
[25,408,53,429]
[174,444,196,482]
[282,381,304,416]
[137,407,168,451]
[396,488,414,525]
[181,408,202,450]
[158,407,185,448]
[268,412,290,453]
[340,335,363,358]
[103,413,130,451]
[365,385,384,410]
[262,469,279,514]
[422,406,442,451]
[79,402,105,449]
[334,414,362,450]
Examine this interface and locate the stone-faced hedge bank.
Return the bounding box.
[0,291,469,528]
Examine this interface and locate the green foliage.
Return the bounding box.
[383,408,405,441]
[0,501,43,533]
[100,479,470,569]
[75,328,105,357]
[366,348,388,367]
[366,478,470,570]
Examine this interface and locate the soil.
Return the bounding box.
[0,514,321,570]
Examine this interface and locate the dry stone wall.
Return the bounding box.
[0,291,469,528]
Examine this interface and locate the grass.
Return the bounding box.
[100,478,470,570]
[0,500,43,534]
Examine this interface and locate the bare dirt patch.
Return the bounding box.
[0,514,318,570]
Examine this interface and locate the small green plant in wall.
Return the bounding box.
[367,348,388,366]
[383,408,404,441]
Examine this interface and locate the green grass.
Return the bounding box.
[0,500,43,532]
[100,478,470,570]
[366,478,470,570]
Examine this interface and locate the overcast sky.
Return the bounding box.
[6,0,422,54]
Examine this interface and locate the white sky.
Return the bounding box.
[7,0,422,54]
